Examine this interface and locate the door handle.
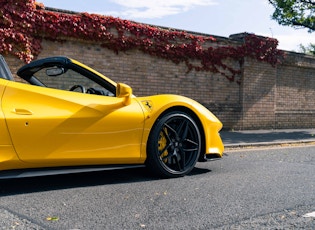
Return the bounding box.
[13,108,33,115]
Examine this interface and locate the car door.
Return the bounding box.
[0,80,17,160]
[2,81,145,166]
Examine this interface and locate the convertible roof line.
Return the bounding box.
[17,56,72,78]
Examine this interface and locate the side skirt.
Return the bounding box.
[0,164,145,179]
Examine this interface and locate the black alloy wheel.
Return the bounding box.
[146,111,201,178]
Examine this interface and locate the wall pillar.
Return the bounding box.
[230,33,277,129]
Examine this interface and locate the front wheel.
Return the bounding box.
[146,111,201,178]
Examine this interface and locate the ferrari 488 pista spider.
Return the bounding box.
[0,55,224,179]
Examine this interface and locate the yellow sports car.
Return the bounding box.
[0,55,224,179]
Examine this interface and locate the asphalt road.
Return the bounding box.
[0,145,314,229]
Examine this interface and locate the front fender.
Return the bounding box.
[136,94,224,160]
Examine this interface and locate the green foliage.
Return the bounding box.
[298,43,315,55]
[268,0,315,32]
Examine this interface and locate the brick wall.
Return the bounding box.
[275,54,315,128]
[4,34,315,130]
[241,58,277,129]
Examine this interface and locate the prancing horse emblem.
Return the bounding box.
[142,100,153,111]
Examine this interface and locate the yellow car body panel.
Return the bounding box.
[136,95,224,161]
[0,55,224,178]
[2,81,145,169]
[0,80,22,170]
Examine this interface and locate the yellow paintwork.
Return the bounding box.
[137,94,224,162]
[0,80,22,170]
[0,58,224,172]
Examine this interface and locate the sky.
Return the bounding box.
[39,0,314,52]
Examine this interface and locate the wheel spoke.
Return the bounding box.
[182,147,199,152]
[165,118,190,141]
[185,138,199,146]
[164,123,177,136]
[174,154,183,171]
[176,120,189,140]
[159,143,172,158]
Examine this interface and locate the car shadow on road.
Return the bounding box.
[0,167,151,196]
[189,167,211,176]
[0,166,211,196]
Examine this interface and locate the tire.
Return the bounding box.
[146,111,201,178]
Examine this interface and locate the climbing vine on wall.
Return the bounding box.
[0,0,284,82]
[0,0,42,62]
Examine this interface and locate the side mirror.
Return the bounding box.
[116,83,132,105]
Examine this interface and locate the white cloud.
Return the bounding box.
[102,0,218,19]
[269,34,313,51]
[276,35,311,51]
[257,29,314,52]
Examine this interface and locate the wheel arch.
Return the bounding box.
[146,106,206,162]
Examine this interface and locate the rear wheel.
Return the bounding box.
[146,111,201,178]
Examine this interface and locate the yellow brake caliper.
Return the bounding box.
[158,127,169,163]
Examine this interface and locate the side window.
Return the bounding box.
[34,68,95,90]
[33,67,114,96]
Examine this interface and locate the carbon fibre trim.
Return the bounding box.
[0,164,145,179]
